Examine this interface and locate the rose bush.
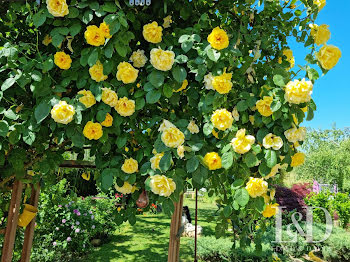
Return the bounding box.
[0,0,341,247]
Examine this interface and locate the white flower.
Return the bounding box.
[204,73,214,90]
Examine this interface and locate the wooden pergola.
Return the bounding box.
[0,160,184,262]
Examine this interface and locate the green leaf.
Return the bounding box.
[35,100,51,124]
[181,41,193,53]
[163,83,173,98]
[88,49,99,66]
[33,9,46,27]
[223,206,232,218]
[135,98,145,110]
[69,22,81,37]
[101,168,115,191]
[236,100,248,112]
[192,166,208,188]
[271,100,281,112]
[52,34,65,47]
[307,68,319,81]
[221,152,233,169]
[186,156,199,173]
[103,2,118,12]
[9,130,21,145]
[172,66,187,83]
[1,77,16,91]
[254,197,265,212]
[0,121,9,137]
[207,48,220,62]
[159,152,172,172]
[232,179,244,189]
[273,75,286,87]
[23,130,36,145]
[235,188,250,206]
[265,150,277,168]
[148,70,164,88]
[178,35,190,43]
[203,123,213,136]
[72,134,85,148]
[259,161,271,177]
[244,153,259,168]
[163,198,175,215]
[116,135,127,149]
[82,10,94,24]
[146,90,161,104]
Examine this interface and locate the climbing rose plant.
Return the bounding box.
[0,0,341,245]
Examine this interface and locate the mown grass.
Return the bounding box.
[84,198,218,262]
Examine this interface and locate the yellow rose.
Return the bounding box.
[158,119,176,132]
[150,48,175,71]
[150,152,164,170]
[116,62,139,84]
[42,34,52,46]
[51,101,75,124]
[204,73,214,90]
[150,175,176,197]
[212,71,233,94]
[291,152,305,167]
[83,121,103,140]
[143,21,163,44]
[314,0,326,11]
[211,109,233,131]
[121,158,138,174]
[84,25,105,46]
[177,145,185,159]
[78,90,96,108]
[310,24,331,46]
[204,152,222,170]
[256,96,273,117]
[46,0,69,17]
[246,177,268,198]
[100,113,113,127]
[174,79,188,92]
[115,182,136,194]
[285,79,313,104]
[316,45,341,70]
[232,107,239,121]
[99,22,112,39]
[130,49,148,68]
[262,203,279,218]
[263,133,283,150]
[54,51,72,70]
[187,120,199,134]
[161,127,185,148]
[284,127,307,143]
[278,49,295,70]
[115,97,135,117]
[163,15,172,28]
[231,129,255,154]
[207,27,229,50]
[101,88,118,107]
[89,61,108,82]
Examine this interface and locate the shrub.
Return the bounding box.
[30,179,118,261]
[275,185,307,218]
[291,183,312,198]
[305,191,350,228]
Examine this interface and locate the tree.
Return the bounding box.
[0,0,341,246]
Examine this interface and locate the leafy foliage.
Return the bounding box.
[0,0,331,245]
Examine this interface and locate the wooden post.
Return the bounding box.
[167,194,184,262]
[20,184,40,262]
[1,180,23,262]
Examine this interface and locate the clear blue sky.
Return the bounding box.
[290,0,350,130]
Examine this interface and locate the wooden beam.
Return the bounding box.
[167,194,184,262]
[1,180,23,262]
[59,160,96,169]
[20,183,40,262]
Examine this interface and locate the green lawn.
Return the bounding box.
[84,198,218,262]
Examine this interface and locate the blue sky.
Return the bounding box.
[290,0,350,130]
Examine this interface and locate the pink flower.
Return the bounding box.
[67,237,72,242]
[58,205,62,208]
[53,241,57,246]
[75,228,80,233]
[77,212,81,216]
[62,219,66,223]
[91,215,94,220]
